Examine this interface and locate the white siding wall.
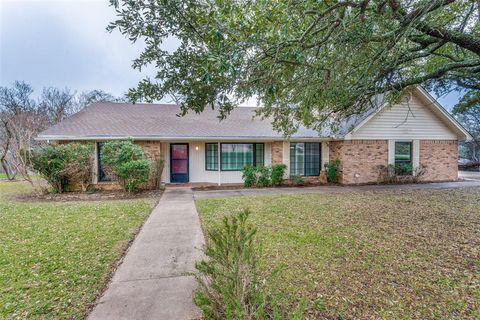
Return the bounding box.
[167,141,271,184]
[351,94,457,140]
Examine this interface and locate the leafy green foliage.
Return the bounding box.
[109,0,480,134]
[271,164,287,186]
[118,160,151,192]
[31,143,94,193]
[291,175,305,186]
[242,164,287,188]
[241,165,257,188]
[324,160,341,183]
[100,140,151,192]
[394,163,413,176]
[256,166,271,188]
[194,210,304,319]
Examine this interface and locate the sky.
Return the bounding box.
[0,0,165,98]
[0,0,462,110]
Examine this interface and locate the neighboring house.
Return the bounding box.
[37,87,472,186]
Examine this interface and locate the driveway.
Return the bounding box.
[88,188,204,320]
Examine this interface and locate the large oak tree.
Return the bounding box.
[109,0,479,134]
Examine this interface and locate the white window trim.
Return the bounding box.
[388,139,420,175]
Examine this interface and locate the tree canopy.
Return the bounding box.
[109,0,479,134]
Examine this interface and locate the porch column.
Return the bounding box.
[217,142,221,186]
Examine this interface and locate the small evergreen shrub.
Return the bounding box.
[394,163,413,176]
[324,160,340,183]
[271,164,287,186]
[242,164,287,188]
[194,210,304,319]
[31,143,94,193]
[256,166,271,188]
[291,175,305,186]
[242,165,257,187]
[100,140,151,192]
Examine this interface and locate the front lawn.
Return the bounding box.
[0,181,156,319]
[196,188,480,319]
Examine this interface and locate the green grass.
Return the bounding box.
[0,181,156,319]
[196,188,480,319]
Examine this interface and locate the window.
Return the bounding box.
[394,141,412,175]
[220,143,264,171]
[290,142,321,176]
[97,142,114,182]
[394,141,412,164]
[205,143,218,171]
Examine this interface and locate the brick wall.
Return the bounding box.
[135,141,163,161]
[330,140,388,184]
[419,140,458,181]
[271,141,283,164]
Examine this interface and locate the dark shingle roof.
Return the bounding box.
[38,102,352,140]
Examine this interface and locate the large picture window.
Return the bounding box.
[220,143,264,171]
[290,142,321,176]
[205,143,218,171]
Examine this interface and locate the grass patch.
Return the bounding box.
[0,181,156,319]
[196,187,480,319]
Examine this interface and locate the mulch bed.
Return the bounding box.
[15,189,163,202]
[191,182,330,191]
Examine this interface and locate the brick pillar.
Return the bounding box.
[271,141,283,164]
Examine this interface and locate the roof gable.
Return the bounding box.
[345,87,472,141]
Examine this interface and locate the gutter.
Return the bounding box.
[36,135,342,142]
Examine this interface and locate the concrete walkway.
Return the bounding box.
[459,170,480,180]
[194,179,480,200]
[88,188,204,320]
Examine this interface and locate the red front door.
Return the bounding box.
[170,144,189,183]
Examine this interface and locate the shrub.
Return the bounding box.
[271,164,287,186]
[242,165,257,187]
[394,163,413,176]
[291,175,305,186]
[194,210,304,319]
[100,140,151,192]
[242,164,287,188]
[256,166,271,188]
[150,158,165,189]
[31,143,94,193]
[324,160,341,183]
[118,160,151,192]
[377,164,427,184]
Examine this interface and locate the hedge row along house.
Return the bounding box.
[37,87,472,187]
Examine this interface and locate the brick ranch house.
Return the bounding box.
[37,87,472,186]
